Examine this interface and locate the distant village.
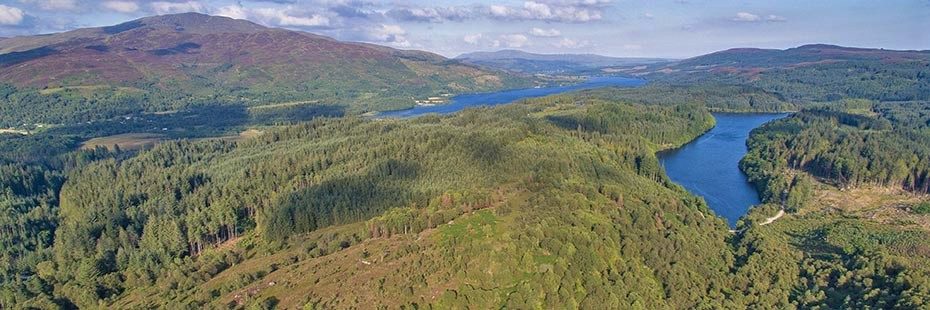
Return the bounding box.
[414,93,453,106]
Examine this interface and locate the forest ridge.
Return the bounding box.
[1,11,930,310]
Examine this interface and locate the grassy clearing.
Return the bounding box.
[0,128,30,135]
[82,129,265,152]
[80,133,166,151]
[39,85,144,95]
[246,100,320,111]
[748,173,930,261]
[195,128,265,143]
[802,180,930,231]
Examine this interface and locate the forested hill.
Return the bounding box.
[742,100,930,199]
[3,89,733,308]
[618,44,930,103]
[3,86,930,308]
[668,45,928,70]
[0,13,528,125]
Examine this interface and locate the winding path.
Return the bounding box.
[727,208,786,234]
[759,209,785,226]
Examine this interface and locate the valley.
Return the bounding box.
[1,8,929,310]
[659,113,787,226]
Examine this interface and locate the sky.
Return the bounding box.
[0,0,928,58]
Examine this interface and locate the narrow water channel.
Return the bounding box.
[377,76,646,118]
[658,113,787,226]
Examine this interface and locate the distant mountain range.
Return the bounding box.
[0,13,526,114]
[618,44,930,76]
[615,44,930,103]
[456,49,672,74]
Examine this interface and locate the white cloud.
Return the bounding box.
[214,5,248,20]
[101,1,139,13]
[253,7,330,27]
[210,5,329,27]
[387,6,474,23]
[150,1,205,15]
[498,34,529,48]
[367,24,411,47]
[642,12,654,19]
[555,37,590,48]
[488,1,604,23]
[0,4,25,25]
[541,0,611,5]
[733,12,787,23]
[530,27,560,37]
[766,14,787,22]
[732,12,761,22]
[489,5,509,17]
[21,0,76,11]
[623,44,642,50]
[463,33,482,45]
[524,1,552,18]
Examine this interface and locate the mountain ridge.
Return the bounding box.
[0,13,526,116]
[456,49,669,62]
[455,49,672,74]
[666,44,930,71]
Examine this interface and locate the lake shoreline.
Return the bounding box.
[658,112,789,226]
[374,76,647,118]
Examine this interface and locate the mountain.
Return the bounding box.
[619,44,930,102]
[624,44,930,76]
[3,32,930,308]
[456,49,671,74]
[0,13,527,119]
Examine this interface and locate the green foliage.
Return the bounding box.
[651,50,930,104]
[0,52,527,127]
[733,94,930,309]
[571,84,796,112]
[3,67,930,308]
[0,164,64,308]
[0,83,145,127]
[914,202,930,215]
[24,93,740,308]
[786,175,814,212]
[743,106,930,199]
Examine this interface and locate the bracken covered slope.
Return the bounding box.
[0,13,526,113]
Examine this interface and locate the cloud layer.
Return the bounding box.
[0,5,25,25]
[1,0,925,59]
[101,1,139,13]
[732,12,787,23]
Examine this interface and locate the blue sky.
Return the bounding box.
[0,0,928,58]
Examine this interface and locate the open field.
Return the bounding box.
[749,170,930,232]
[803,181,930,231]
[199,129,265,143]
[38,85,144,95]
[247,100,321,111]
[0,128,29,135]
[80,129,266,152]
[80,133,166,151]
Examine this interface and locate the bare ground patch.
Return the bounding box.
[81,133,166,151]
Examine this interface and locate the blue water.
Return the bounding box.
[658,113,788,226]
[378,77,777,226]
[377,76,646,118]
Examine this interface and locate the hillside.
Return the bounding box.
[0,13,528,126]
[625,44,930,75]
[4,89,735,308]
[457,49,670,74]
[615,44,930,103]
[3,85,930,309]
